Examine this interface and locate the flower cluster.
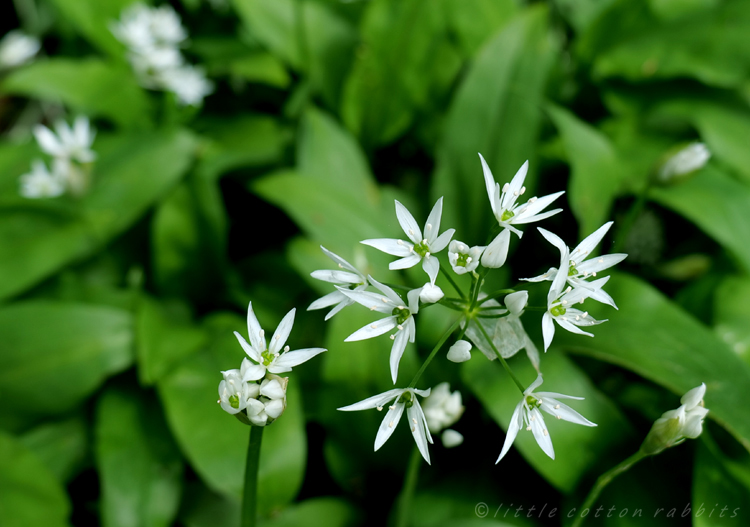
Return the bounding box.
[308,153,628,463]
[217,302,326,426]
[110,3,213,106]
[20,116,96,199]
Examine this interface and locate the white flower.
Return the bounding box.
[129,46,184,85]
[234,302,326,381]
[0,30,41,68]
[308,246,367,320]
[419,282,444,303]
[478,153,564,268]
[246,375,289,426]
[159,64,214,106]
[642,383,708,455]
[110,3,185,51]
[658,142,710,183]
[441,429,464,448]
[33,117,96,163]
[362,198,455,284]
[497,374,596,462]
[148,5,187,46]
[19,159,65,199]
[338,387,434,463]
[217,369,259,415]
[422,382,464,433]
[340,277,421,383]
[523,224,626,309]
[448,240,484,275]
[447,339,472,363]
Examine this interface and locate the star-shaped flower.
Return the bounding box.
[497,374,596,463]
[234,302,326,381]
[33,117,96,164]
[19,159,66,199]
[338,387,433,463]
[217,369,259,415]
[308,246,368,320]
[362,198,454,283]
[340,277,421,383]
[448,240,484,275]
[522,223,626,309]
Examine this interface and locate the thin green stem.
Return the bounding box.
[570,450,647,527]
[613,184,650,254]
[439,262,466,300]
[409,318,462,388]
[395,445,422,527]
[241,425,264,527]
[481,288,517,302]
[474,319,525,394]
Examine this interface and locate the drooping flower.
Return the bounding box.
[0,30,41,69]
[308,246,367,320]
[234,302,326,381]
[523,224,626,309]
[362,198,454,284]
[641,383,708,455]
[340,277,420,383]
[33,117,96,164]
[19,159,66,199]
[338,387,434,463]
[497,374,596,462]
[448,240,484,275]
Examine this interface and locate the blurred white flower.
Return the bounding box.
[642,383,708,455]
[234,302,326,381]
[0,30,41,68]
[33,117,96,164]
[148,5,188,46]
[658,142,710,183]
[441,429,464,448]
[308,246,367,320]
[338,387,434,463]
[340,277,420,383]
[19,159,65,199]
[160,65,214,106]
[362,198,454,283]
[422,382,464,433]
[419,282,444,303]
[447,339,472,363]
[497,374,596,462]
[448,240,484,275]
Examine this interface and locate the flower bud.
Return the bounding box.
[419,282,444,303]
[441,429,464,448]
[655,142,710,185]
[447,340,472,363]
[481,229,511,268]
[641,383,708,455]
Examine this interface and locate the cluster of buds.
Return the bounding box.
[641,383,709,455]
[110,3,213,106]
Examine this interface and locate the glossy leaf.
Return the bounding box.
[20,415,88,483]
[713,275,750,365]
[694,435,750,526]
[45,0,132,56]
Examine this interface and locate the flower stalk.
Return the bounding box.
[241,425,264,527]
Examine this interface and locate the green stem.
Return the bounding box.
[570,450,647,527]
[395,445,422,527]
[409,318,462,388]
[474,319,525,394]
[439,262,466,300]
[241,426,265,527]
[613,185,650,254]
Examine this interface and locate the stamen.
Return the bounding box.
[390,335,395,340]
[529,197,537,203]
[425,252,431,258]
[426,223,432,231]
[592,272,597,277]
[389,421,394,428]
[370,306,377,311]
[543,429,548,436]
[338,263,343,268]
[520,186,526,195]
[502,183,510,193]
[526,426,532,431]
[562,300,568,305]
[397,240,403,245]
[554,404,560,409]
[284,346,289,352]
[217,399,221,403]
[565,286,572,294]
[575,315,580,320]
[370,324,377,329]
[411,426,416,432]
[556,415,561,420]
[377,406,383,411]
[397,325,404,330]
[598,258,604,263]
[582,312,588,318]
[412,418,417,424]
[409,229,414,235]
[259,330,265,338]
[389,405,395,410]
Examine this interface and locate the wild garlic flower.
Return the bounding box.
[338,387,434,463]
[497,374,596,463]
[362,198,454,284]
[479,153,564,268]
[448,240,484,275]
[33,117,96,164]
[447,340,472,363]
[523,224,626,309]
[19,160,66,199]
[308,246,367,320]
[340,277,421,383]
[641,383,708,455]
[658,143,711,183]
[218,369,259,415]
[245,375,289,427]
[0,30,41,69]
[233,302,326,381]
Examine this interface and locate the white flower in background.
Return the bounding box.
[419,282,444,303]
[441,429,464,448]
[658,143,711,183]
[129,46,184,84]
[338,387,434,463]
[523,224,626,309]
[448,240,484,275]
[0,30,41,69]
[234,302,326,381]
[641,383,708,455]
[159,65,214,106]
[33,117,96,164]
[110,3,156,50]
[479,153,564,268]
[422,382,464,433]
[447,339,472,363]
[340,277,420,383]
[362,198,454,284]
[19,160,65,199]
[246,375,289,426]
[497,374,596,462]
[308,246,368,320]
[148,5,188,45]
[217,369,259,415]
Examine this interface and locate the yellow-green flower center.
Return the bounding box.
[261,349,274,366]
[456,252,470,267]
[392,307,410,324]
[397,391,414,408]
[550,305,566,317]
[229,394,240,409]
[500,209,515,222]
[568,265,578,277]
[413,241,430,257]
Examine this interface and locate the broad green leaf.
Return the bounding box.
[96,385,183,527]
[190,37,291,88]
[229,54,291,88]
[649,166,750,274]
[45,0,133,57]
[20,415,88,483]
[260,497,361,527]
[158,313,307,512]
[0,129,197,300]
[0,301,133,431]
[462,350,634,493]
[444,0,518,56]
[0,431,71,527]
[694,435,750,526]
[547,104,624,237]
[713,275,750,365]
[231,0,302,68]
[555,272,750,455]
[432,6,558,238]
[552,0,618,31]
[0,141,38,199]
[1,58,151,129]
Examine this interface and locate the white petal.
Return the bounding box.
[408,402,432,464]
[264,398,285,419]
[577,253,628,274]
[504,291,528,315]
[339,289,394,314]
[345,316,398,341]
[547,246,571,304]
[260,379,286,399]
[310,269,362,284]
[513,191,564,222]
[520,268,556,283]
[375,402,405,450]
[269,308,295,354]
[419,282,444,303]
[496,402,523,463]
[512,208,563,225]
[556,318,595,337]
[529,408,555,459]
[389,254,422,270]
[424,197,444,245]
[431,228,455,253]
[320,246,364,278]
[542,312,555,352]
[479,153,498,216]
[246,302,266,352]
[369,276,405,306]
[501,160,529,211]
[234,331,262,362]
[525,373,545,394]
[240,361,266,381]
[585,287,618,309]
[447,340,472,363]
[271,347,326,370]
[481,229,511,268]
[361,238,412,257]
[395,200,422,243]
[422,256,439,283]
[571,221,613,261]
[33,125,64,156]
[324,300,350,321]
[338,389,403,411]
[308,290,346,310]
[540,397,596,426]
[537,227,568,256]
[389,328,410,383]
[681,383,706,408]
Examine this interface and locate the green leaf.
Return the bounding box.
[649,166,750,274]
[0,431,71,527]
[694,435,750,526]
[555,272,750,455]
[1,58,151,129]
[158,313,306,512]
[0,301,133,431]
[546,103,624,237]
[95,385,183,527]
[231,0,302,68]
[260,497,361,527]
[462,350,634,493]
[19,415,88,483]
[444,0,518,56]
[713,275,750,365]
[45,0,133,57]
[432,6,558,238]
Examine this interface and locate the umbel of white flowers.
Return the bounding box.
[641,383,708,455]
